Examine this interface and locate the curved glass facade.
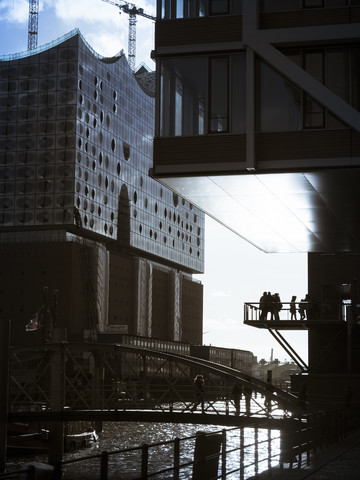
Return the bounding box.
[0,30,204,272]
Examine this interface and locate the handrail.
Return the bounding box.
[43,408,360,480]
[244,302,344,322]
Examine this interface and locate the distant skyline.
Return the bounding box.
[0,0,309,363]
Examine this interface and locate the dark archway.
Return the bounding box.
[117,184,131,246]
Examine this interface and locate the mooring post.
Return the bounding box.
[48,340,65,468]
[173,437,180,480]
[0,319,10,473]
[192,431,222,480]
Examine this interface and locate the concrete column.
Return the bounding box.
[169,271,181,341]
[48,342,65,466]
[0,319,10,473]
[134,258,152,336]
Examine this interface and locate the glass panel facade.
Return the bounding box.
[160,46,358,136]
[259,62,302,132]
[261,0,352,11]
[160,54,245,137]
[231,54,246,134]
[210,0,230,15]
[352,48,360,112]
[259,47,357,132]
[210,57,228,132]
[160,57,207,136]
[327,49,349,102]
[303,0,324,7]
[159,0,241,18]
[304,96,325,128]
[304,51,325,128]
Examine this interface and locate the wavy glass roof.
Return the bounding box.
[0,28,124,62]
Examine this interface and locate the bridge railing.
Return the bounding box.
[56,425,281,479]
[244,302,344,323]
[41,407,360,480]
[9,343,304,419]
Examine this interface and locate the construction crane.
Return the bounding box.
[100,0,155,71]
[28,0,39,50]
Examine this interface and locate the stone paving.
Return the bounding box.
[254,430,360,480]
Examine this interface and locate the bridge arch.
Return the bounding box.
[9,343,307,423]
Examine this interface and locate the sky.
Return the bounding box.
[0,0,308,363]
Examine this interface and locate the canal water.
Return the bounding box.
[7,400,282,479]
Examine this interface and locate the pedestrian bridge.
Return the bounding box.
[9,342,307,428]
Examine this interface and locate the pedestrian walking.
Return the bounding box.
[232,383,242,415]
[192,374,205,412]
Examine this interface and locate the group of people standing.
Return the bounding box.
[259,292,283,321]
[260,292,310,321]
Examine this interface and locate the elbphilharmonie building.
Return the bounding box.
[0,30,204,346]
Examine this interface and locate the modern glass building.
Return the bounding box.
[153,0,360,402]
[0,30,204,346]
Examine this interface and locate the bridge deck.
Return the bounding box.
[244,319,344,330]
[8,410,295,430]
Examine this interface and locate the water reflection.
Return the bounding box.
[60,422,280,479]
[8,397,283,479]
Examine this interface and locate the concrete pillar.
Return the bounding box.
[48,342,65,466]
[169,271,181,341]
[0,319,10,473]
[134,259,152,337]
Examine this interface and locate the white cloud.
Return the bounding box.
[0,0,28,23]
[212,291,231,298]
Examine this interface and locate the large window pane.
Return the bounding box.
[160,58,207,137]
[231,54,246,133]
[304,51,324,83]
[210,57,228,132]
[352,48,360,111]
[210,0,229,15]
[175,78,183,135]
[303,0,324,7]
[259,62,302,132]
[261,0,301,12]
[161,0,241,18]
[327,49,349,101]
[304,96,325,128]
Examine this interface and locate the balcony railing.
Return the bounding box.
[244,302,345,323]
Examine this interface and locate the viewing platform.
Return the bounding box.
[244,302,347,331]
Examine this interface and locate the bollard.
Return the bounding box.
[100,451,109,480]
[141,444,149,479]
[23,463,54,480]
[192,431,222,480]
[173,437,180,480]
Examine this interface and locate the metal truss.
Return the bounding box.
[9,343,308,421]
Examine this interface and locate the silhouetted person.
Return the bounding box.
[290,295,297,320]
[265,378,274,413]
[232,383,242,415]
[244,384,252,415]
[299,297,307,320]
[259,292,267,321]
[272,293,282,321]
[264,292,273,320]
[192,374,205,413]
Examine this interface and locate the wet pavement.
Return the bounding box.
[255,430,360,480]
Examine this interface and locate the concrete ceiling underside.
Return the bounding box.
[158,168,360,253]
